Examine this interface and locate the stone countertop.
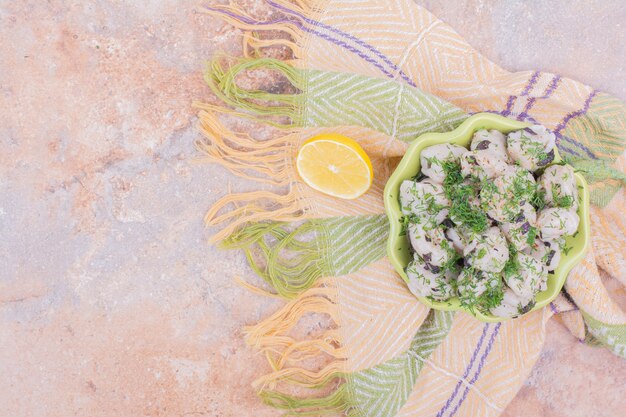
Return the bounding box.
[0,1,624,416]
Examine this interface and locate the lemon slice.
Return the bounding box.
[296,133,373,199]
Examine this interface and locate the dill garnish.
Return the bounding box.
[476,282,504,313]
[399,214,416,236]
[531,187,546,210]
[411,172,426,182]
[562,245,574,256]
[442,161,488,233]
[512,173,535,200]
[518,300,536,315]
[503,244,519,277]
[552,187,574,208]
[439,239,462,275]
[458,268,504,314]
[526,226,538,246]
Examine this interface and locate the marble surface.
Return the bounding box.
[0,1,624,416]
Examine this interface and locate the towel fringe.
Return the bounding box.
[245,285,338,345]
[204,189,308,243]
[254,361,346,391]
[242,31,304,62]
[203,3,304,53]
[272,330,346,368]
[196,55,312,244]
[202,57,305,127]
[259,383,355,417]
[202,0,323,63]
[242,279,351,415]
[195,3,371,414]
[195,110,296,185]
[221,220,331,298]
[250,329,344,368]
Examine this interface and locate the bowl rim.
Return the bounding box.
[383,112,590,322]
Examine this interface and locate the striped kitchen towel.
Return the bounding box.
[196,1,626,416]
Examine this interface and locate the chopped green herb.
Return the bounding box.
[476,248,487,259]
[552,188,574,208]
[526,226,537,246]
[439,239,462,275]
[441,161,488,233]
[399,215,416,236]
[503,244,519,277]
[481,180,498,196]
[442,160,463,185]
[531,187,547,210]
[562,245,574,256]
[476,282,504,313]
[436,278,450,298]
[511,172,535,200]
[424,156,442,165]
[520,131,550,164]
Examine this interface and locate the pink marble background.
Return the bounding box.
[0,1,624,416]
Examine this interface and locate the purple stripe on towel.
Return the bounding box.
[517,74,562,120]
[554,89,598,133]
[520,71,542,96]
[542,74,562,98]
[266,0,416,86]
[502,71,541,116]
[436,324,491,417]
[501,95,517,117]
[448,323,502,417]
[555,131,598,159]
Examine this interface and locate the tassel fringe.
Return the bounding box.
[245,285,338,345]
[254,361,345,390]
[221,220,331,298]
[260,383,354,416]
[195,108,306,243]
[195,56,313,243]
[202,57,305,127]
[200,2,351,414]
[243,280,350,414]
[203,189,308,243]
[203,0,323,65]
[195,110,296,186]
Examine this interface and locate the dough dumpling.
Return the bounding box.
[539,164,578,209]
[457,268,502,306]
[445,225,474,255]
[406,254,455,300]
[460,150,510,181]
[490,287,534,318]
[470,129,510,160]
[480,166,536,222]
[399,179,450,228]
[420,144,467,183]
[503,252,548,299]
[506,125,556,171]
[499,202,537,251]
[537,208,579,240]
[523,239,561,272]
[466,226,510,273]
[407,223,456,267]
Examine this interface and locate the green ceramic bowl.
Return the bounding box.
[384,113,590,322]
